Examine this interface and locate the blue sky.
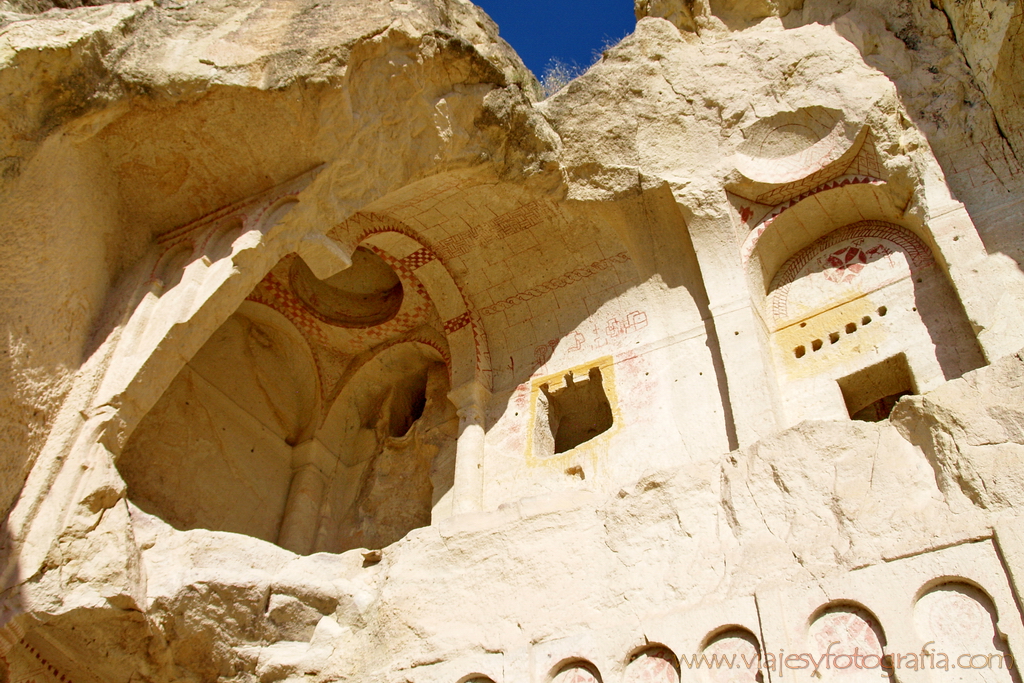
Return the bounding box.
[474,0,637,79]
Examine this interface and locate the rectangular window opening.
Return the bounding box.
[837,353,916,422]
[540,366,614,454]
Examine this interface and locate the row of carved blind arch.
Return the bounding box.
[458,579,1014,683]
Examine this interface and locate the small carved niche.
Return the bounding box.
[625,646,679,683]
[807,604,891,683]
[552,661,602,683]
[702,629,762,683]
[289,247,403,327]
[383,370,429,439]
[837,353,915,422]
[914,582,1016,683]
[540,367,614,454]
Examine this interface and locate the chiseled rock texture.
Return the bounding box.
[0,0,1023,681]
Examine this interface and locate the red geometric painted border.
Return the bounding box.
[247,270,330,346]
[9,637,71,683]
[443,311,472,334]
[768,220,935,323]
[342,212,492,386]
[401,247,436,269]
[431,201,552,260]
[740,175,885,265]
[762,176,884,229]
[480,252,632,316]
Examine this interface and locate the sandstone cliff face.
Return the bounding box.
[0,0,1023,681]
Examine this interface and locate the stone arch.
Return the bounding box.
[328,211,490,393]
[766,221,934,329]
[108,176,320,448]
[914,581,1017,683]
[200,215,246,263]
[624,646,679,683]
[317,338,450,447]
[151,187,293,288]
[253,195,300,234]
[699,628,762,683]
[152,239,196,292]
[108,179,483,553]
[117,300,321,544]
[743,181,899,300]
[806,603,891,683]
[551,660,603,683]
[92,173,330,549]
[301,338,458,554]
[763,219,984,423]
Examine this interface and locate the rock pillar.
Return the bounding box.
[448,380,491,514]
[277,439,332,554]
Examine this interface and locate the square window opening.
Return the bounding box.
[540,366,614,454]
[837,353,916,422]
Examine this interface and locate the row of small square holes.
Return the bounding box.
[794,306,888,358]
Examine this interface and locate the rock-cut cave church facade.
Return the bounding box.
[2,0,1024,681]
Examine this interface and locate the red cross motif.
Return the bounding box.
[823,246,868,283]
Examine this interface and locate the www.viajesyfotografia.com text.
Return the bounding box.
[678,642,1012,675]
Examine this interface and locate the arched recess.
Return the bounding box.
[550,660,602,683]
[699,629,761,683]
[102,173,319,450]
[328,212,491,393]
[0,167,326,610]
[807,603,892,683]
[117,301,320,543]
[120,208,468,555]
[761,220,984,424]
[914,582,1018,683]
[624,646,679,683]
[283,337,459,555]
[742,180,899,307]
[323,212,492,515]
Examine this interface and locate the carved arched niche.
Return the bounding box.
[915,582,1017,683]
[700,629,762,683]
[551,661,602,683]
[118,302,319,543]
[807,604,892,683]
[625,647,680,683]
[118,241,459,554]
[294,340,458,555]
[765,220,984,423]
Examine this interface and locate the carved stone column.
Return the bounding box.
[448,380,491,515]
[277,439,333,554]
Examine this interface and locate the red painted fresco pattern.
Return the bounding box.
[808,607,886,683]
[740,176,885,265]
[5,638,72,683]
[344,212,492,384]
[481,253,632,316]
[704,632,761,683]
[552,664,601,683]
[532,310,648,372]
[433,201,553,260]
[768,221,934,324]
[754,131,884,208]
[625,648,680,683]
